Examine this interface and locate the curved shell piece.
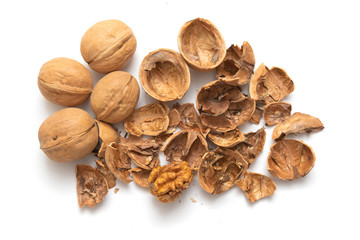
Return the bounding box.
[263,102,292,126]
[208,128,245,148]
[237,172,276,202]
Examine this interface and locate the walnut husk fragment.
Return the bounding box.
[104,142,132,183]
[76,164,108,208]
[149,161,193,203]
[272,112,324,141]
[198,148,248,195]
[216,42,255,86]
[94,120,120,159]
[178,18,226,71]
[129,168,151,188]
[139,48,190,101]
[263,102,292,126]
[249,103,264,125]
[267,139,316,180]
[95,159,116,189]
[237,172,276,202]
[208,128,245,148]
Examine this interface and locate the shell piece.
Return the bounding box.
[208,128,245,148]
[161,130,208,171]
[76,164,108,208]
[178,18,226,71]
[249,63,294,104]
[216,42,255,86]
[198,148,248,195]
[168,109,181,129]
[129,168,151,188]
[237,172,276,202]
[139,48,191,101]
[249,103,264,125]
[272,112,324,140]
[95,159,116,189]
[94,120,120,159]
[124,102,170,137]
[104,142,132,183]
[38,108,98,162]
[264,102,292,126]
[90,71,140,124]
[267,139,316,180]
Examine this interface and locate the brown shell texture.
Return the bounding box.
[149,161,193,203]
[178,18,226,71]
[38,57,93,107]
[104,142,132,183]
[161,129,208,171]
[249,103,264,125]
[198,148,248,195]
[264,102,292,126]
[139,48,190,101]
[76,164,108,208]
[237,172,276,202]
[95,159,116,189]
[80,19,137,73]
[208,128,245,148]
[124,102,170,137]
[249,63,294,104]
[267,139,316,180]
[38,108,98,162]
[91,71,140,124]
[94,120,120,159]
[272,112,324,141]
[129,168,151,188]
[216,42,255,86]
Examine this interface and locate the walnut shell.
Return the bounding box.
[237,172,276,202]
[104,142,132,183]
[263,102,292,126]
[207,128,245,148]
[129,168,151,188]
[178,18,226,71]
[94,120,120,159]
[267,139,316,180]
[90,71,139,124]
[80,19,137,73]
[38,57,92,106]
[95,159,116,189]
[38,108,98,162]
[139,48,190,101]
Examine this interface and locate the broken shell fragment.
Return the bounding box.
[249,102,264,125]
[104,142,132,183]
[263,102,292,126]
[237,172,276,202]
[129,168,151,188]
[94,120,120,159]
[207,128,245,148]
[95,159,116,189]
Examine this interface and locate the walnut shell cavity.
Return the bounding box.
[198,148,248,195]
[139,48,190,101]
[129,168,151,188]
[161,130,208,171]
[263,102,292,126]
[80,19,137,74]
[38,108,98,162]
[216,42,255,86]
[124,102,170,137]
[76,164,108,208]
[94,120,120,159]
[178,18,226,71]
[249,63,295,104]
[237,172,276,202]
[38,57,93,107]
[104,142,132,183]
[272,112,324,141]
[90,71,140,124]
[208,128,245,148]
[95,159,116,189]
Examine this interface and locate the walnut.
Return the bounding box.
[76,164,108,208]
[267,139,316,180]
[272,112,324,141]
[263,102,292,126]
[237,172,276,202]
[129,168,151,188]
[198,148,248,194]
[216,42,255,86]
[249,103,264,125]
[208,128,245,148]
[149,161,193,203]
[95,159,116,189]
[104,142,132,183]
[94,120,120,159]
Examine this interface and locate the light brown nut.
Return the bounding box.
[149,161,193,203]
[161,129,208,171]
[80,19,137,73]
[237,172,276,202]
[129,168,151,188]
[178,18,226,71]
[90,71,139,124]
[208,128,245,148]
[249,103,264,125]
[76,164,108,208]
[38,57,93,107]
[38,108,98,162]
[263,102,292,126]
[272,112,324,141]
[104,142,132,183]
[267,139,316,180]
[216,42,255,86]
[249,63,294,104]
[124,102,170,137]
[198,148,248,195]
[94,120,120,159]
[139,48,190,101]
[95,159,116,189]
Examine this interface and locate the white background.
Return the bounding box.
[0,0,359,239]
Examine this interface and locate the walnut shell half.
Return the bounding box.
[207,128,245,148]
[263,102,292,126]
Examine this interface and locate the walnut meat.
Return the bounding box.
[38,108,98,162]
[139,48,190,101]
[267,139,316,180]
[208,128,245,148]
[104,142,132,183]
[90,71,140,124]
[237,172,276,202]
[178,18,226,71]
[149,161,193,203]
[80,19,137,73]
[38,57,93,107]
[263,102,292,126]
[94,120,120,159]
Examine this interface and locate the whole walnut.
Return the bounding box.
[38,108,98,162]
[90,71,140,124]
[80,19,137,73]
[38,57,93,106]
